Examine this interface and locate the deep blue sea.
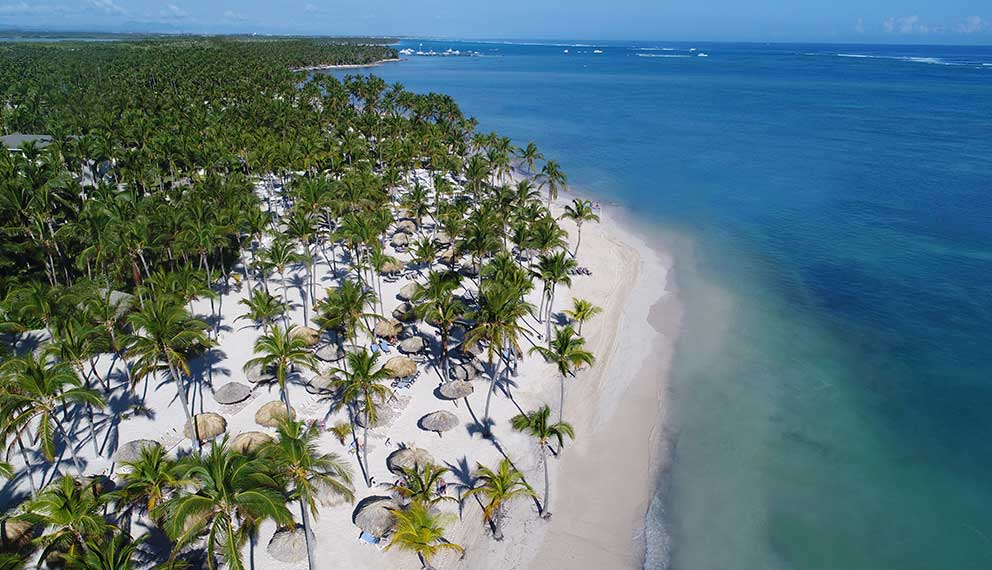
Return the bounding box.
[334,40,992,569]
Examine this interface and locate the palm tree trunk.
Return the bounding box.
[168,363,201,452]
[299,498,317,570]
[362,421,371,487]
[482,353,504,437]
[574,224,583,258]
[541,443,551,519]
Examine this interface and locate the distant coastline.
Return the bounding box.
[291,57,402,72]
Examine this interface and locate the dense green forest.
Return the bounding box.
[0,36,595,569]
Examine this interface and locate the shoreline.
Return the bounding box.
[291,57,402,72]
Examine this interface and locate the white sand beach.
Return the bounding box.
[4,176,678,570]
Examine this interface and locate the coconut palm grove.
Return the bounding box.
[0,37,604,569]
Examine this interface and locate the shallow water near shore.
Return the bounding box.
[330,40,992,569]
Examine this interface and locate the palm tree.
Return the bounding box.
[127,299,211,451]
[77,532,144,570]
[518,142,544,176]
[315,278,380,348]
[111,446,187,531]
[534,251,576,342]
[243,326,318,415]
[464,459,536,541]
[538,160,567,210]
[562,298,602,335]
[529,325,595,429]
[260,419,354,570]
[155,439,294,570]
[413,271,465,382]
[385,462,456,507]
[384,502,463,570]
[235,289,286,332]
[16,475,110,566]
[260,239,303,329]
[0,353,104,478]
[560,199,599,258]
[330,349,393,487]
[511,405,575,519]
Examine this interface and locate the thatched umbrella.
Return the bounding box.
[438,248,458,266]
[439,380,474,400]
[386,447,435,475]
[419,410,459,437]
[306,373,338,395]
[0,519,33,551]
[398,336,426,354]
[113,439,161,464]
[374,318,403,338]
[230,431,274,454]
[397,281,420,301]
[395,220,417,234]
[289,325,321,347]
[390,232,410,248]
[434,231,452,246]
[383,355,417,378]
[184,413,226,442]
[314,344,345,362]
[245,362,276,384]
[355,404,400,429]
[392,302,415,322]
[381,259,404,275]
[214,382,252,405]
[255,401,296,428]
[312,476,354,508]
[353,497,400,538]
[448,363,478,381]
[267,527,307,563]
[459,260,481,277]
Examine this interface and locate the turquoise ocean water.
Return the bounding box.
[333,40,992,569]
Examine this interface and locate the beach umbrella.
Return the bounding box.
[398,336,427,354]
[397,281,420,301]
[353,497,400,538]
[245,362,276,384]
[312,475,354,507]
[289,325,321,347]
[419,410,459,437]
[390,233,410,248]
[267,527,307,563]
[448,363,478,381]
[1,519,33,551]
[381,259,404,274]
[386,447,435,475]
[438,247,458,266]
[434,231,452,246]
[184,413,226,442]
[355,404,400,429]
[230,431,274,454]
[374,318,403,338]
[384,355,417,378]
[113,439,161,464]
[255,401,296,428]
[306,373,338,395]
[214,382,252,405]
[395,220,418,234]
[392,302,415,322]
[439,380,474,400]
[458,260,481,277]
[314,344,345,362]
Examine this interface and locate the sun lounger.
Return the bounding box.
[359,531,381,546]
[371,343,380,353]
[379,340,391,353]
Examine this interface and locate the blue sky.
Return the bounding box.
[1,0,991,44]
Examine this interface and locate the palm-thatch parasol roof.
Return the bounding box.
[214,382,252,405]
[438,247,458,266]
[230,431,274,454]
[386,447,435,475]
[434,231,452,246]
[398,336,427,354]
[113,439,161,464]
[184,413,226,442]
[383,355,417,378]
[353,497,400,538]
[355,404,401,429]
[438,380,475,400]
[312,475,354,508]
[392,302,416,322]
[418,410,459,436]
[289,325,321,347]
[397,281,420,301]
[381,259,404,274]
[458,260,481,277]
[255,401,296,428]
[245,362,277,384]
[394,220,418,234]
[390,232,410,247]
[1,519,33,551]
[374,318,403,338]
[306,373,338,395]
[314,343,345,362]
[447,363,479,381]
[267,526,307,563]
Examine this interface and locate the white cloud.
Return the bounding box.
[882,15,929,34]
[304,3,320,13]
[159,3,189,19]
[956,16,989,34]
[222,10,246,22]
[88,0,126,15]
[0,1,69,14]
[854,18,864,34]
